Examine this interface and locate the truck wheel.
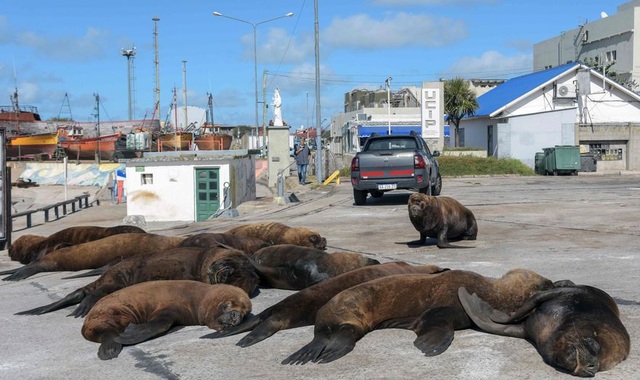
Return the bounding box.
[419,186,432,195]
[431,173,442,196]
[353,189,367,205]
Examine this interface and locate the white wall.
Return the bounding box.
[126,163,230,222]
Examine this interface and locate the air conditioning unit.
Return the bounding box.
[356,113,368,121]
[555,83,577,98]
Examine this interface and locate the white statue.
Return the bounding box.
[273,87,283,126]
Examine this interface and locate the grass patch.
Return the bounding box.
[437,156,535,176]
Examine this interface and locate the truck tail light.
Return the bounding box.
[414,154,426,169]
[351,157,360,172]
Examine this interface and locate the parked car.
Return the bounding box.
[350,132,441,205]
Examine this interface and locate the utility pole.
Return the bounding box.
[314,0,322,183]
[152,18,161,116]
[182,60,188,130]
[121,46,136,120]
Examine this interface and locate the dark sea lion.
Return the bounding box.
[226,222,327,249]
[16,246,260,317]
[250,244,380,290]
[82,280,252,360]
[178,232,269,255]
[0,233,186,281]
[8,225,146,264]
[458,284,630,377]
[282,269,553,365]
[203,262,448,346]
[407,193,478,248]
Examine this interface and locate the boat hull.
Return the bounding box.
[59,133,135,161]
[193,134,232,150]
[6,133,59,160]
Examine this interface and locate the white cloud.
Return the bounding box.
[442,51,532,78]
[323,12,467,49]
[15,27,110,61]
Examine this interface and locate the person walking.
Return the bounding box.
[294,139,311,185]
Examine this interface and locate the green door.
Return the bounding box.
[195,168,220,221]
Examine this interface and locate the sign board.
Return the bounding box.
[421,84,444,139]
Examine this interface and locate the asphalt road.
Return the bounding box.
[0,174,638,379]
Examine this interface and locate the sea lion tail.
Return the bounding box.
[15,289,86,316]
[1,265,40,281]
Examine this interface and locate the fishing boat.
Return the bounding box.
[193,124,232,150]
[5,131,60,160]
[156,131,194,151]
[58,125,134,161]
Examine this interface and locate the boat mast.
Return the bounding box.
[152,17,161,121]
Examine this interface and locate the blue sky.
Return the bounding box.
[0,0,622,130]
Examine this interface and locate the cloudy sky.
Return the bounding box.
[0,0,620,130]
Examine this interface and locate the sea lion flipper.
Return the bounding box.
[2,265,40,281]
[15,289,85,316]
[97,337,123,360]
[200,314,262,340]
[114,319,174,345]
[61,266,108,279]
[412,306,469,357]
[282,325,358,365]
[236,318,280,347]
[457,288,526,338]
[69,295,100,318]
[0,267,19,276]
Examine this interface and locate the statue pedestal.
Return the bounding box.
[267,125,291,188]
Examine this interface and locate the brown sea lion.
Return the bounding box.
[82,280,252,360]
[16,246,260,317]
[203,261,448,346]
[8,225,147,264]
[250,244,380,290]
[282,268,553,365]
[178,232,269,255]
[458,283,630,377]
[407,193,478,248]
[226,222,327,249]
[0,233,186,281]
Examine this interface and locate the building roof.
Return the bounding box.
[475,63,579,117]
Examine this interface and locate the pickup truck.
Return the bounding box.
[350,133,441,205]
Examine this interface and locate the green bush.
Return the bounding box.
[437,156,535,176]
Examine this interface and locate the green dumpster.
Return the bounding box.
[542,145,580,175]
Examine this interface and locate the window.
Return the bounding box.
[141,173,153,185]
[606,50,617,62]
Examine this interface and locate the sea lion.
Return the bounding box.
[407,193,478,248]
[282,268,553,365]
[8,225,147,264]
[458,284,630,377]
[81,280,252,360]
[178,232,269,255]
[203,262,448,347]
[16,246,260,317]
[0,233,186,281]
[250,244,380,290]
[226,222,327,249]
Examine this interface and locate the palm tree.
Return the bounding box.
[444,78,479,147]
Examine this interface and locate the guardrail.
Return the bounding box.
[11,194,99,230]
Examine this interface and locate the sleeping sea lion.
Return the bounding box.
[81,280,252,360]
[407,193,478,248]
[226,222,327,249]
[282,268,553,365]
[203,261,447,347]
[8,225,146,264]
[250,244,380,290]
[178,232,269,255]
[458,284,630,377]
[0,233,186,281]
[16,246,260,317]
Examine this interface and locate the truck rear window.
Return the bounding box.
[367,138,417,150]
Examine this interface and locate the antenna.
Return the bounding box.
[122,46,137,120]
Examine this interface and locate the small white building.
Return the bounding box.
[459,63,640,171]
[125,151,255,222]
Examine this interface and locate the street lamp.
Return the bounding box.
[213,11,294,150]
[385,76,392,135]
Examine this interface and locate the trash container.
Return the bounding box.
[542,146,581,175]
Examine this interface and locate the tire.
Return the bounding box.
[353,189,367,205]
[431,173,442,196]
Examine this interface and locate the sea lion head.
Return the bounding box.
[283,228,327,250]
[206,258,260,297]
[8,235,47,264]
[408,193,436,219]
[202,285,252,331]
[551,334,600,377]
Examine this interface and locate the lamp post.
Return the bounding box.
[385,76,392,135]
[213,11,293,150]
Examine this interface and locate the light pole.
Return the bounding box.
[385,76,392,135]
[213,11,293,150]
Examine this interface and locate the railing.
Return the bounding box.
[11,194,99,230]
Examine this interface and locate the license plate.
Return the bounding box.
[377,183,397,190]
